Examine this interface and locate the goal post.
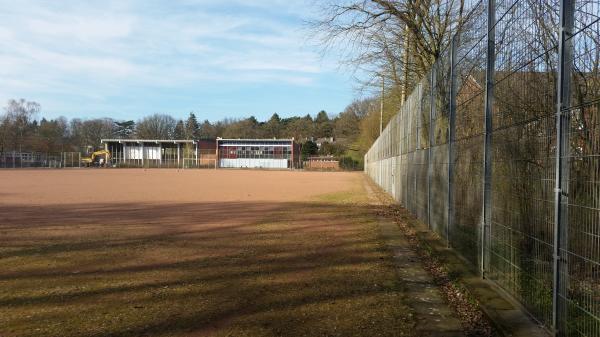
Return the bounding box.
[182,158,196,169]
[182,157,217,169]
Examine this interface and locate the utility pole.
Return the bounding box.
[380,75,385,135]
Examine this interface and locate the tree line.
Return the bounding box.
[0,1,472,164]
[311,0,469,155]
[0,98,383,161]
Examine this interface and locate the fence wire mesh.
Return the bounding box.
[0,152,63,168]
[364,0,599,335]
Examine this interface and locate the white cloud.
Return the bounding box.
[0,0,340,117]
[27,15,133,42]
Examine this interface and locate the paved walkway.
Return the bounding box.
[363,177,550,337]
[363,180,465,337]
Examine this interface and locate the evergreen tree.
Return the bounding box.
[185,112,199,139]
[300,140,319,161]
[114,120,135,139]
[315,110,333,138]
[247,116,260,138]
[174,120,185,139]
[315,110,329,124]
[264,113,282,138]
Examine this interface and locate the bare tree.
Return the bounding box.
[0,99,41,153]
[312,0,467,98]
[135,114,177,139]
[69,118,116,150]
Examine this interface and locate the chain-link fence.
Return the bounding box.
[0,149,219,169]
[364,0,599,335]
[0,152,63,168]
[61,152,81,168]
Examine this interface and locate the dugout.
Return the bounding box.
[101,139,217,168]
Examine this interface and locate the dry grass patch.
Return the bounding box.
[1,171,416,337]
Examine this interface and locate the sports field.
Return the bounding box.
[0,169,417,337]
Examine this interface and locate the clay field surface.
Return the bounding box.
[0,169,415,337]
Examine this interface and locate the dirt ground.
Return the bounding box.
[0,169,416,337]
[0,169,360,205]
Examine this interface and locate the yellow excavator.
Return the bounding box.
[81,149,111,167]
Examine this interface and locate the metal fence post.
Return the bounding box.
[404,105,409,206]
[553,0,574,334]
[141,142,145,168]
[482,0,496,278]
[448,35,458,247]
[428,66,437,229]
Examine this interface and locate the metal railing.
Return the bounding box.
[364,0,599,335]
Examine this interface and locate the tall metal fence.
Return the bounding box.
[364,0,599,335]
[0,149,218,169]
[0,152,63,168]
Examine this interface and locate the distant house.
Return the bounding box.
[313,137,335,148]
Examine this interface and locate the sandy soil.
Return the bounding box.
[0,169,359,205]
[0,169,415,337]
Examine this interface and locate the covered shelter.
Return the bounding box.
[101,139,216,168]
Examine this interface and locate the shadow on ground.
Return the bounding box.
[0,200,415,337]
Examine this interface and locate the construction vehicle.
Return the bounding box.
[81,149,111,167]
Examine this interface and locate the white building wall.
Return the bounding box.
[124,145,143,160]
[219,158,288,169]
[145,147,161,160]
[124,145,160,160]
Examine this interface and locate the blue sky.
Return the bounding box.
[0,0,356,122]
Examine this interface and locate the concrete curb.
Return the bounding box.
[414,227,550,337]
[363,177,549,337]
